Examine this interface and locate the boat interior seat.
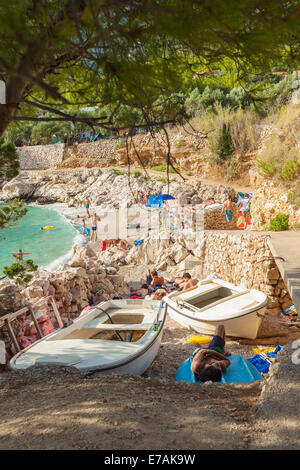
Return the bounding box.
[84,321,154,330]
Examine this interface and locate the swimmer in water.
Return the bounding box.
[11,249,32,261]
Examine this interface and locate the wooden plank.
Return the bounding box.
[29,307,43,339]
[5,320,21,353]
[50,296,63,328]
[0,307,29,325]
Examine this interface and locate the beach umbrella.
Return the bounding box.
[157,194,175,201]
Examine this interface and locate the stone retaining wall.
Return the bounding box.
[17,144,65,170]
[250,171,300,229]
[202,232,292,316]
[57,140,117,169]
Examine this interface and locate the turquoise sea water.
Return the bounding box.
[0,206,81,274]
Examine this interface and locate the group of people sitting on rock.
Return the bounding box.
[129,269,199,301]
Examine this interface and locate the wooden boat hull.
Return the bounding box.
[166,302,265,339]
[9,299,166,375]
[165,278,267,340]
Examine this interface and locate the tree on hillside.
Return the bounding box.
[0,199,27,232]
[0,0,299,138]
[0,139,19,179]
[0,200,38,284]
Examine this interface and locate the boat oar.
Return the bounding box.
[93,306,124,342]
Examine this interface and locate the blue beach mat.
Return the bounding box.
[175,354,262,385]
[80,226,90,236]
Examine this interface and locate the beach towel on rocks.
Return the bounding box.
[175,354,262,384]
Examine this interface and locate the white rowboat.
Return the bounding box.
[165,278,267,339]
[9,299,166,375]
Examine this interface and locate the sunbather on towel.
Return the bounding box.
[191,325,231,382]
[175,273,198,291]
[144,269,165,289]
[145,288,167,301]
[118,239,133,251]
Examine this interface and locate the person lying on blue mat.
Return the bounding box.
[191,325,231,382]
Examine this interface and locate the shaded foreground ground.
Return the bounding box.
[0,317,299,450]
[0,367,260,450]
[0,316,259,450]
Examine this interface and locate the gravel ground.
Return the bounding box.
[0,364,261,450]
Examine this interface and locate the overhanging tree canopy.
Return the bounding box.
[0,0,299,137]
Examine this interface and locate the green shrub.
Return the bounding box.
[109,168,124,176]
[3,259,38,285]
[0,199,27,230]
[225,158,238,181]
[257,158,276,177]
[0,139,19,180]
[229,107,259,153]
[280,160,298,181]
[155,176,175,184]
[133,171,141,178]
[209,122,233,161]
[267,213,289,231]
[293,197,300,210]
[174,138,186,147]
[186,171,193,176]
[151,165,167,172]
[114,139,126,150]
[257,103,300,181]
[287,190,297,202]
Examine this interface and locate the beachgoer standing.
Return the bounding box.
[90,213,100,242]
[238,193,251,229]
[139,192,145,205]
[222,195,234,224]
[158,209,162,230]
[84,199,91,218]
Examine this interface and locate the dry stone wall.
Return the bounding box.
[250,170,300,229]
[203,204,238,230]
[16,132,210,174]
[17,140,117,171]
[202,232,292,317]
[58,140,117,169]
[17,144,65,170]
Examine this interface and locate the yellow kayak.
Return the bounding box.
[41,226,54,230]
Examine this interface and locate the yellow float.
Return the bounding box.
[187,336,211,344]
